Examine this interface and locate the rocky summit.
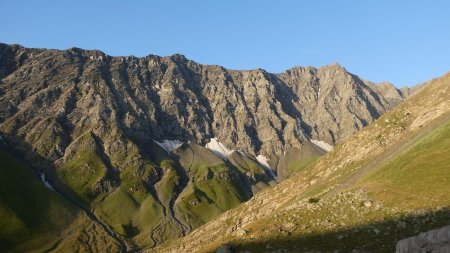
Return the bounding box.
[0,44,414,173]
[0,43,417,252]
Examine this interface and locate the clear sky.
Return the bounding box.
[1,0,449,87]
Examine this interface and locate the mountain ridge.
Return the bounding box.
[1,43,417,88]
[0,43,419,251]
[0,42,413,157]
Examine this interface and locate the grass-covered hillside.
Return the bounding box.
[0,128,277,251]
[48,131,273,248]
[0,149,122,253]
[0,149,75,252]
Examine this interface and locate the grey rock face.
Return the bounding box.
[366,81,406,107]
[0,44,406,159]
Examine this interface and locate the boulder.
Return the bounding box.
[396,225,450,253]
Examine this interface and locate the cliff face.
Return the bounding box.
[0,43,408,249]
[0,44,403,158]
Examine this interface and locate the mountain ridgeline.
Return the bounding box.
[0,43,413,251]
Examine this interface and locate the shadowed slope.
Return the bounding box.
[0,149,123,253]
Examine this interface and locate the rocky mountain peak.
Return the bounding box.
[169,53,188,62]
[0,43,422,251]
[319,62,346,71]
[0,44,411,158]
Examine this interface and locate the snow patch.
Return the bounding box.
[40,173,55,191]
[296,117,302,130]
[317,87,321,98]
[205,138,233,160]
[237,150,248,157]
[154,139,183,154]
[311,139,333,152]
[256,155,277,179]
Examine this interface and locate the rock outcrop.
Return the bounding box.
[396,225,450,253]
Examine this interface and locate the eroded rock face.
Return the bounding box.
[0,44,406,159]
[396,225,450,253]
[0,43,410,248]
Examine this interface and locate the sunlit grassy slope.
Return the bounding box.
[174,143,253,226]
[227,78,450,252]
[362,116,450,209]
[228,115,450,252]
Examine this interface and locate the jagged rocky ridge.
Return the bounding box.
[0,44,413,157]
[0,43,413,250]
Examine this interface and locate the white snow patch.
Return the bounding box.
[256,155,271,169]
[205,138,233,160]
[296,117,302,130]
[317,87,321,98]
[237,150,248,157]
[40,173,55,191]
[154,139,183,154]
[311,139,333,152]
[256,155,277,179]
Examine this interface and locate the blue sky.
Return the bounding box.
[1,0,449,87]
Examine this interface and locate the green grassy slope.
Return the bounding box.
[0,149,76,252]
[57,133,109,206]
[275,141,325,180]
[174,143,252,226]
[361,116,450,209]
[228,116,450,252]
[59,134,169,247]
[47,132,273,248]
[228,77,450,252]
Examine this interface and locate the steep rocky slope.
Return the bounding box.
[0,43,409,250]
[155,72,450,252]
[0,44,405,157]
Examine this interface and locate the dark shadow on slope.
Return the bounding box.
[351,74,388,117]
[0,43,25,80]
[270,74,315,138]
[0,149,56,242]
[0,135,78,252]
[219,208,450,253]
[174,60,216,142]
[0,132,132,252]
